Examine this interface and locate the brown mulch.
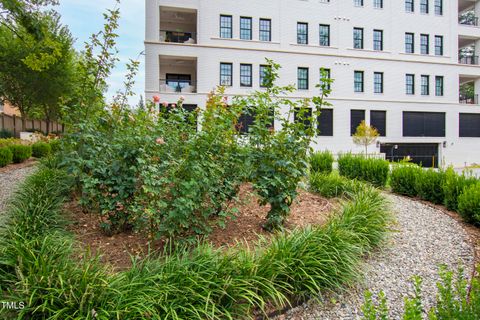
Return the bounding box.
[0,158,37,174]
[64,183,334,271]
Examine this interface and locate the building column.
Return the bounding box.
[145,48,160,94]
[474,78,480,103]
[145,0,159,42]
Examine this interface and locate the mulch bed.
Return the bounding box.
[64,183,334,271]
[0,158,37,174]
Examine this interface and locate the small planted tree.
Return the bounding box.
[352,120,379,155]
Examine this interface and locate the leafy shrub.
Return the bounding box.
[0,129,13,138]
[7,144,32,163]
[361,266,480,319]
[0,147,13,167]
[0,138,20,147]
[415,169,445,204]
[338,154,389,187]
[309,171,361,198]
[31,141,52,158]
[48,139,61,153]
[443,168,478,212]
[390,164,422,197]
[458,183,480,224]
[309,151,334,174]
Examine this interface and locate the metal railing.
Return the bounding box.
[159,80,197,93]
[459,94,479,105]
[159,30,196,43]
[459,55,479,65]
[459,16,479,26]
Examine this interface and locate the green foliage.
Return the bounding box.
[0,128,13,138]
[443,168,477,212]
[0,137,20,147]
[7,143,31,163]
[0,146,13,167]
[31,141,51,158]
[48,138,61,152]
[338,154,389,187]
[309,171,362,198]
[309,150,334,174]
[1,167,392,319]
[361,266,480,319]
[457,183,480,225]
[415,169,445,205]
[239,59,331,231]
[390,164,422,197]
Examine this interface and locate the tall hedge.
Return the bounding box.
[458,183,480,225]
[338,154,389,187]
[0,147,13,167]
[415,169,446,205]
[390,164,422,197]
[7,144,32,163]
[443,168,478,212]
[309,151,333,174]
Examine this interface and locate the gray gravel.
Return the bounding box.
[276,194,475,320]
[0,165,37,223]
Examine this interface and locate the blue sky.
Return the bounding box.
[57,0,145,106]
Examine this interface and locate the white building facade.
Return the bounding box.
[145,0,480,168]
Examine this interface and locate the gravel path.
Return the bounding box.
[0,165,37,223]
[278,194,475,320]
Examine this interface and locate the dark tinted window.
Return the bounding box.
[371,110,386,136]
[294,107,312,130]
[317,109,333,136]
[459,113,480,137]
[351,109,365,135]
[403,111,445,137]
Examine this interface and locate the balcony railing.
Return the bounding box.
[459,94,479,105]
[159,30,196,44]
[459,15,479,26]
[459,55,479,65]
[160,80,197,93]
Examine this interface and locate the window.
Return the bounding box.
[351,110,365,135]
[371,110,386,136]
[259,65,270,87]
[353,27,364,49]
[406,74,415,95]
[297,22,308,44]
[434,0,443,15]
[319,24,330,46]
[220,15,233,38]
[373,29,383,51]
[317,109,333,136]
[421,75,430,95]
[420,0,429,13]
[420,34,429,54]
[354,71,364,93]
[403,112,445,137]
[405,0,414,12]
[435,35,443,56]
[405,33,414,53]
[259,19,272,41]
[240,64,252,87]
[435,76,444,96]
[220,63,233,86]
[240,17,252,40]
[459,113,480,137]
[354,0,364,6]
[374,72,384,93]
[321,68,331,90]
[374,0,383,9]
[166,74,192,92]
[237,111,255,134]
[298,67,309,90]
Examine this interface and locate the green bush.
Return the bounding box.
[7,144,32,163]
[0,147,13,167]
[390,164,422,197]
[48,139,61,153]
[458,183,480,224]
[338,154,389,187]
[0,129,13,138]
[443,168,478,212]
[309,171,362,198]
[415,169,445,205]
[31,141,52,158]
[309,151,334,174]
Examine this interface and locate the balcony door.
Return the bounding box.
[166,74,192,92]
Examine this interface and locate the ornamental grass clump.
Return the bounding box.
[309,171,362,198]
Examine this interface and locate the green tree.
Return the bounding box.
[353,120,380,155]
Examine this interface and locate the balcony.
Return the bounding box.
[460,94,479,104]
[159,6,197,44]
[459,55,479,65]
[459,14,479,26]
[159,56,197,94]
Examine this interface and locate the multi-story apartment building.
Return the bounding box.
[145,0,480,168]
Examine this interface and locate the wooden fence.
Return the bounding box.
[0,113,64,137]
